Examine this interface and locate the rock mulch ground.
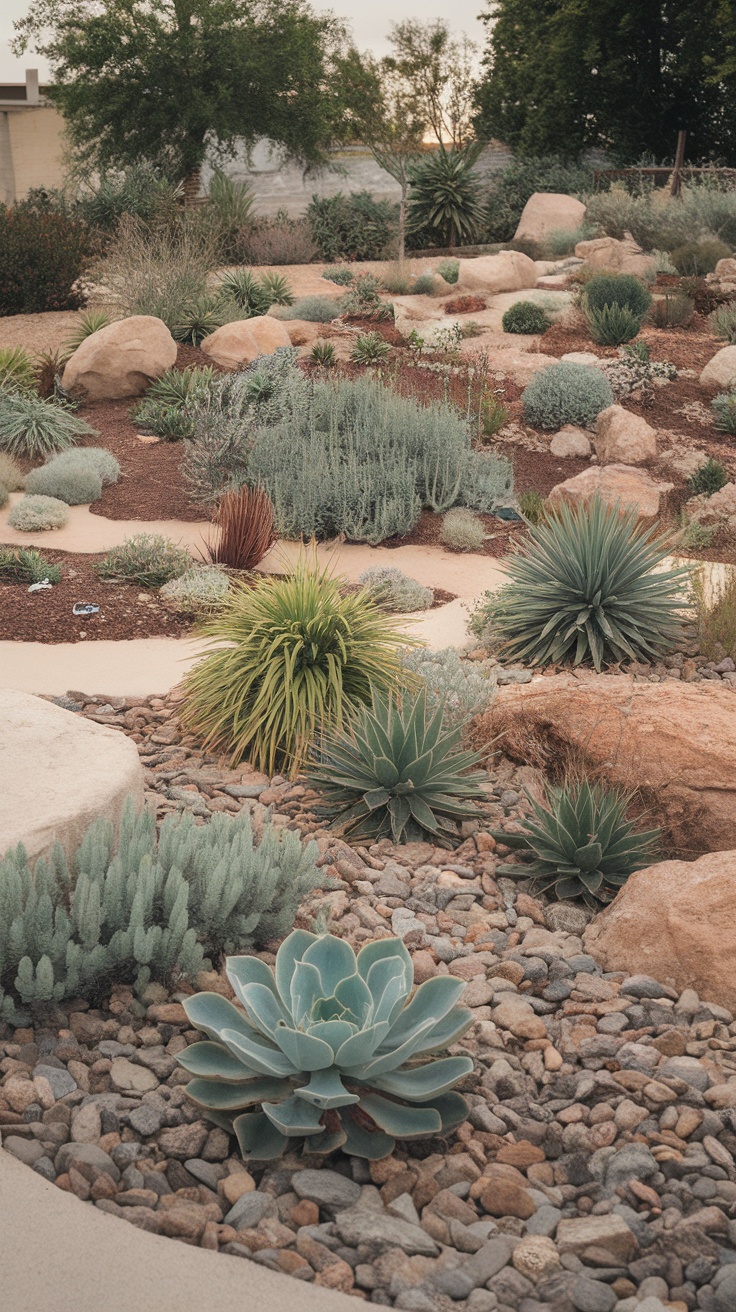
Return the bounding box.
[2,692,736,1312]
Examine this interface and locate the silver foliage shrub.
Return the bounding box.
[403,647,497,728]
[358,566,433,613]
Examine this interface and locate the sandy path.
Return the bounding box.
[0,495,213,553]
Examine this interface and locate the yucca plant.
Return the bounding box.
[259,271,294,307]
[308,691,486,847]
[0,347,38,395]
[493,780,660,909]
[180,560,408,775]
[200,485,277,571]
[585,302,644,346]
[64,310,112,355]
[351,332,391,365]
[179,930,473,1161]
[173,296,237,346]
[218,269,272,316]
[0,392,96,459]
[408,145,485,251]
[485,498,689,670]
[310,340,336,367]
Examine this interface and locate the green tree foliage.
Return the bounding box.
[474,0,736,163]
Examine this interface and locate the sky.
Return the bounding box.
[0,0,488,81]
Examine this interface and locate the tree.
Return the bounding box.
[13,0,352,201]
[388,19,479,149]
[474,0,736,164]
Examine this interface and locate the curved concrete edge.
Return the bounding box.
[0,1149,358,1312]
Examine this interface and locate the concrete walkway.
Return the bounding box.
[0,1149,357,1312]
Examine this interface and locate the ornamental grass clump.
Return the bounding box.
[712,393,736,435]
[0,546,61,584]
[200,485,276,572]
[179,930,473,1161]
[180,560,408,775]
[0,392,96,459]
[522,362,614,430]
[94,534,192,587]
[478,497,689,671]
[308,691,487,846]
[493,780,660,909]
[0,347,38,395]
[358,566,433,613]
[585,302,644,347]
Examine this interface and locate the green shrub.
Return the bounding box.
[650,291,694,329]
[413,273,437,295]
[94,534,192,587]
[309,341,335,367]
[476,497,689,670]
[0,347,38,395]
[649,248,677,274]
[408,147,484,250]
[309,690,486,846]
[710,301,736,343]
[403,647,497,728]
[322,265,355,286]
[204,171,256,262]
[351,331,390,364]
[519,489,546,525]
[160,566,231,615]
[583,274,652,319]
[279,295,339,323]
[0,200,92,315]
[688,457,729,497]
[481,395,509,438]
[307,191,396,262]
[26,456,103,506]
[493,780,660,909]
[64,310,112,355]
[180,560,407,774]
[713,392,736,434]
[502,301,551,335]
[671,238,731,276]
[179,931,472,1161]
[358,566,433,613]
[440,507,486,551]
[173,294,243,347]
[0,452,25,492]
[585,302,644,346]
[0,546,61,584]
[8,494,69,532]
[0,800,323,1022]
[678,514,716,551]
[0,393,96,458]
[522,362,614,430]
[132,366,217,440]
[218,268,291,315]
[546,226,590,257]
[435,258,459,284]
[75,165,182,232]
[482,156,595,244]
[340,273,389,319]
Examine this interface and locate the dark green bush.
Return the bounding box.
[307,191,397,262]
[75,166,181,233]
[671,239,731,277]
[583,274,652,319]
[0,201,94,316]
[688,458,729,497]
[585,302,644,346]
[502,301,551,334]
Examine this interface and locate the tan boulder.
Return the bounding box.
[248,316,292,354]
[700,345,736,392]
[594,405,657,465]
[514,192,586,243]
[482,349,561,386]
[560,351,601,367]
[62,315,177,400]
[574,236,652,278]
[482,674,736,856]
[547,463,672,521]
[550,426,591,459]
[282,319,332,347]
[201,316,291,369]
[584,851,736,1010]
[456,251,537,295]
[709,257,736,287]
[689,481,736,529]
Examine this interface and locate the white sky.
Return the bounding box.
[0,0,488,81]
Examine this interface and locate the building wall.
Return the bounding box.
[5,106,67,199]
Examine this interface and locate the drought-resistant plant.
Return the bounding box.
[217,269,274,316]
[94,534,192,588]
[600,345,677,400]
[351,332,391,365]
[358,566,433,613]
[522,362,614,430]
[132,366,218,440]
[309,341,336,367]
[160,566,231,616]
[8,495,69,532]
[173,295,241,347]
[0,347,38,395]
[341,273,390,320]
[585,302,644,347]
[710,301,736,344]
[259,271,294,306]
[64,310,112,355]
[379,264,413,296]
[61,447,120,486]
[502,300,550,335]
[477,498,689,670]
[180,560,407,775]
[307,191,396,262]
[0,201,92,315]
[546,226,590,258]
[440,507,486,551]
[671,239,731,277]
[0,483,8,509]
[408,146,484,251]
[677,513,716,551]
[649,291,695,329]
[519,489,546,525]
[205,171,256,263]
[201,485,276,571]
[179,930,473,1161]
[0,546,61,584]
[26,456,103,506]
[688,458,729,497]
[0,393,96,458]
[583,274,652,320]
[493,780,660,909]
[713,393,736,434]
[0,452,25,492]
[95,215,220,328]
[403,647,497,729]
[694,569,736,660]
[0,801,323,1023]
[413,274,436,296]
[75,164,182,231]
[435,258,459,284]
[242,211,318,266]
[279,296,339,323]
[309,690,487,846]
[322,265,355,286]
[481,394,509,438]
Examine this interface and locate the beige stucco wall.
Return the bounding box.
[1,105,67,200]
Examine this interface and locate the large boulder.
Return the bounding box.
[584,851,736,1010]
[201,316,291,369]
[481,674,736,855]
[514,192,587,243]
[593,405,657,465]
[700,345,736,392]
[574,236,652,278]
[62,315,177,400]
[547,463,672,521]
[456,251,537,295]
[0,691,144,863]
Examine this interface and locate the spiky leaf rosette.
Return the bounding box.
[486,497,690,670]
[307,690,487,847]
[494,780,660,909]
[178,931,473,1161]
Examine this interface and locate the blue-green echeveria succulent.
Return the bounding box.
[178,930,474,1160]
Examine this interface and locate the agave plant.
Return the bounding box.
[486,497,690,670]
[308,690,487,846]
[407,145,485,251]
[179,931,473,1161]
[494,780,660,909]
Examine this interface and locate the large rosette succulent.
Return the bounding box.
[178,930,473,1160]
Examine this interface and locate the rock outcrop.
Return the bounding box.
[547,464,672,520]
[593,405,657,465]
[62,316,177,400]
[456,251,537,295]
[700,345,736,392]
[201,316,291,369]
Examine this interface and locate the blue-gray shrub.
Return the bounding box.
[522,362,614,430]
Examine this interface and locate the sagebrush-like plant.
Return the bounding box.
[180,560,408,774]
[440,507,486,552]
[280,296,339,323]
[358,566,433,614]
[502,301,550,335]
[180,931,472,1161]
[322,265,354,286]
[8,495,69,532]
[25,456,102,506]
[0,347,38,395]
[94,534,192,587]
[494,780,660,909]
[710,301,736,344]
[403,648,496,729]
[201,485,276,571]
[522,362,614,430]
[0,393,96,458]
[413,274,437,296]
[341,274,390,320]
[0,546,61,584]
[160,566,230,615]
[478,497,689,670]
[435,258,459,285]
[0,452,25,492]
[671,238,731,276]
[688,457,729,497]
[585,302,644,346]
[309,691,486,846]
[713,393,736,434]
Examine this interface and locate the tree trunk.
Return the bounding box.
[448,219,456,254]
[398,183,407,264]
[183,166,202,207]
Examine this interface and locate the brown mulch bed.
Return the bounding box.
[0,550,194,644]
[385,508,527,558]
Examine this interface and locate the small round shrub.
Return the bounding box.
[280,296,339,323]
[413,274,437,296]
[522,362,614,430]
[502,300,551,334]
[160,566,231,615]
[688,458,729,497]
[671,239,731,277]
[0,482,8,509]
[440,507,486,551]
[358,566,433,613]
[583,274,652,319]
[435,258,459,285]
[94,534,192,587]
[8,494,70,532]
[68,447,121,485]
[26,456,103,505]
[712,393,736,435]
[322,266,354,286]
[0,452,25,492]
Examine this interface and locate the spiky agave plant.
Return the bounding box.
[494,780,660,908]
[308,690,487,846]
[486,497,690,670]
[178,931,473,1161]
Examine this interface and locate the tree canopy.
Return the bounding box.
[474,0,736,164]
[13,0,351,190]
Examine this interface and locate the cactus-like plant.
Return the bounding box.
[179,931,473,1160]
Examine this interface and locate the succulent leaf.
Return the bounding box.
[233,1111,289,1161]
